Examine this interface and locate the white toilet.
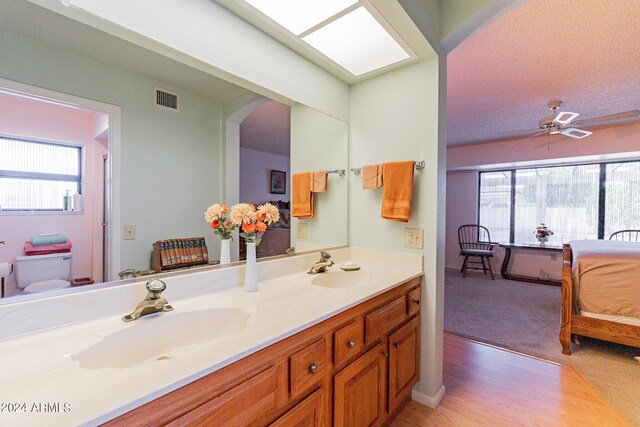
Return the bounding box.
[15,253,72,294]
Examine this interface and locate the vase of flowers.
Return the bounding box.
[230,203,280,292]
[535,223,554,246]
[204,203,236,265]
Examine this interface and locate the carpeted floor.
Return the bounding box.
[444,268,640,425]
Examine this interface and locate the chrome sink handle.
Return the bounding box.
[319,251,332,262]
[307,251,334,274]
[147,279,167,296]
[122,279,173,322]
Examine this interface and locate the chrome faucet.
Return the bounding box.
[307,251,334,274]
[118,268,136,280]
[122,279,173,322]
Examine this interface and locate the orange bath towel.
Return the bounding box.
[311,171,328,192]
[292,172,314,219]
[362,164,382,190]
[381,161,414,222]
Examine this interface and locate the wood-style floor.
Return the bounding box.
[391,334,628,426]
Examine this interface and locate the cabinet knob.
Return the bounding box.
[413,298,420,305]
[309,363,318,374]
[348,339,356,348]
[383,350,389,357]
[393,342,399,349]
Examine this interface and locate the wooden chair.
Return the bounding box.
[609,229,640,242]
[458,224,495,279]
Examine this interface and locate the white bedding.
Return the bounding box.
[580,310,640,327]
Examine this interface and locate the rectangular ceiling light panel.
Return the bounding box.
[302,7,410,76]
[244,0,357,35]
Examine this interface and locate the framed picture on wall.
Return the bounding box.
[270,170,286,194]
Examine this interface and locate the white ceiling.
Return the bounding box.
[0,0,249,102]
[240,101,291,156]
[216,0,435,84]
[447,0,640,146]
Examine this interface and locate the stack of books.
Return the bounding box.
[151,237,209,271]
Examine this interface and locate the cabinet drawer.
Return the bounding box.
[407,287,421,317]
[334,318,364,367]
[290,338,327,398]
[365,297,408,344]
[270,387,325,427]
[167,364,279,427]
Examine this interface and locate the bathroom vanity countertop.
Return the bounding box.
[0,249,422,426]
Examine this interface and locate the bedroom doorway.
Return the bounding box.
[238,100,291,260]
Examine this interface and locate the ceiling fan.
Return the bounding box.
[515,100,640,140]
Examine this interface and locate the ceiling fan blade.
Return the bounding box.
[508,130,548,147]
[553,111,580,125]
[526,130,548,139]
[560,127,592,139]
[592,110,640,123]
[576,110,640,126]
[493,128,542,136]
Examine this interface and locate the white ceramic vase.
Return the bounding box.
[220,239,231,265]
[244,242,258,292]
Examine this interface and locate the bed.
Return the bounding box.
[560,240,640,354]
[239,201,291,260]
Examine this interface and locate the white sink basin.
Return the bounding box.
[73,308,250,369]
[311,270,372,288]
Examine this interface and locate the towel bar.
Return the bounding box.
[350,160,425,175]
[327,169,346,177]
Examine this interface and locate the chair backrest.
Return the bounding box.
[458,224,493,251]
[609,229,640,242]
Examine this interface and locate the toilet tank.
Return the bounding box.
[15,253,72,289]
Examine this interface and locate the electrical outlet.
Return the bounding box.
[124,225,136,240]
[297,222,308,239]
[404,228,423,249]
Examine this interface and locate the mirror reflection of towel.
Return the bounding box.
[292,172,314,219]
[381,161,414,222]
[362,164,382,189]
[311,171,328,192]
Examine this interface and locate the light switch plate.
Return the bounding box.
[297,222,308,239]
[124,225,136,240]
[404,228,423,249]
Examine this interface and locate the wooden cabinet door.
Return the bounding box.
[271,387,324,427]
[167,365,280,427]
[334,343,385,427]
[388,316,420,413]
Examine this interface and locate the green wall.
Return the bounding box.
[0,29,224,271]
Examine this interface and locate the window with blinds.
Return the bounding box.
[0,136,82,211]
[478,160,640,244]
[478,171,511,243]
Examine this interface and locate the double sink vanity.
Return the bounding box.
[0,247,423,426]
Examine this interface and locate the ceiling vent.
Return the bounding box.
[154,88,179,112]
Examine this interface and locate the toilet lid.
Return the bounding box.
[24,279,71,293]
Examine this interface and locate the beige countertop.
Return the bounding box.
[0,247,422,426]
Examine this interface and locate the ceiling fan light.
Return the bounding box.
[553,111,580,125]
[561,128,592,139]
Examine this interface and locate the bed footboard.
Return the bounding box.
[560,244,573,355]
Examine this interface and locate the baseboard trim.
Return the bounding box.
[411,385,446,408]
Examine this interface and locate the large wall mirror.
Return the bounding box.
[0,0,348,301]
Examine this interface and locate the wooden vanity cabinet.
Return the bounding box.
[333,343,387,427]
[388,316,420,413]
[102,276,421,427]
[270,387,325,427]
